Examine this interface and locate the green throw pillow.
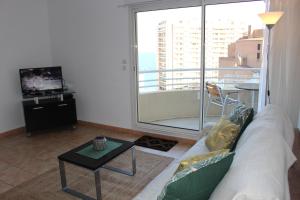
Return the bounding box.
[229,104,254,151]
[157,152,235,200]
[229,104,252,126]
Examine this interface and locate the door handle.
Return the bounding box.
[33,107,44,110]
[58,104,68,107]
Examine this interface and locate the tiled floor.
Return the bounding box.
[0,125,299,199]
[0,124,193,194]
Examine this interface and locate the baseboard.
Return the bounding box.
[0,121,196,145]
[0,127,25,138]
[78,120,195,144]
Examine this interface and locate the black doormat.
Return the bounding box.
[134,136,178,152]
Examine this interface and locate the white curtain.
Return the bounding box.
[267,0,300,127]
[257,0,270,112]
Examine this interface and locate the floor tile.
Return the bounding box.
[1,124,297,199]
[0,166,36,186]
[0,180,13,193]
[0,160,10,171]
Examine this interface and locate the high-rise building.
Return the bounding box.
[219,28,263,82]
[205,18,249,80]
[158,19,201,90]
[157,17,262,90]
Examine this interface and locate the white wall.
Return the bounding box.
[0,0,52,133]
[47,0,133,129]
[269,0,300,128]
[47,0,300,131]
[138,90,200,122]
[2,0,297,133]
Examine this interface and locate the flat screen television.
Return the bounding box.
[19,66,64,98]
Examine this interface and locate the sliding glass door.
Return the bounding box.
[133,0,265,135]
[203,1,265,127]
[136,7,202,131]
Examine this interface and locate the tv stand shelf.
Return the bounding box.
[22,96,77,135]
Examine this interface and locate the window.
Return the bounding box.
[132,0,265,135]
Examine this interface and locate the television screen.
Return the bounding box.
[19,66,63,98]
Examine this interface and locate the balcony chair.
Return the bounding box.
[205,82,239,116]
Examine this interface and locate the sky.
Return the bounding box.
[137,1,266,53]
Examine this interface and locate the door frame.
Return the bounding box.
[128,0,264,140]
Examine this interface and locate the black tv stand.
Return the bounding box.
[22,94,77,136]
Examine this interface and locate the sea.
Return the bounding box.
[138,52,158,92]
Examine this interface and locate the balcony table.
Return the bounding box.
[235,83,259,109]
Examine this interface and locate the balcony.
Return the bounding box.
[138,67,260,131]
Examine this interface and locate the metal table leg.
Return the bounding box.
[58,159,101,200]
[102,146,136,176]
[59,160,67,189]
[95,170,102,200]
[58,146,136,200]
[131,147,136,175]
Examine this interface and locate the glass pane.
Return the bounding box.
[204,1,265,127]
[136,7,202,131]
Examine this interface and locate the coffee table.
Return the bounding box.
[57,137,136,200]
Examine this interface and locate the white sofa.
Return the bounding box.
[133,105,297,200]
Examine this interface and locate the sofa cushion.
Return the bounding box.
[133,105,296,200]
[205,117,240,151]
[209,105,297,200]
[175,149,229,173]
[133,139,210,200]
[254,104,294,148]
[158,152,235,200]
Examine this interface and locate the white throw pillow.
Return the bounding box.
[255,104,295,148]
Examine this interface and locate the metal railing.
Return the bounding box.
[138,67,261,92]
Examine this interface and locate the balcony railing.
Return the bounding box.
[138,67,261,92]
[137,67,261,130]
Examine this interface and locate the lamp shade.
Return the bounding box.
[258,11,284,25]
